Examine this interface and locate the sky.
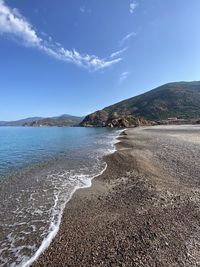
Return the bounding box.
[0,0,200,120]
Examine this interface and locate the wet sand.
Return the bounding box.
[33,125,200,267]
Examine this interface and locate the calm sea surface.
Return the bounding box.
[0,127,121,267]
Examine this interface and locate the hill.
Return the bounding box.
[23,115,82,127]
[0,115,82,127]
[0,117,42,126]
[80,81,200,127]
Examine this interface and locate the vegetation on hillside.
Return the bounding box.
[80,81,200,127]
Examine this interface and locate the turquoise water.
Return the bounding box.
[0,127,117,176]
[0,127,121,267]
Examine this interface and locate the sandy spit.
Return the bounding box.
[33,126,200,267]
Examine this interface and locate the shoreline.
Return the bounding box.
[33,126,200,266]
[23,163,108,267]
[22,129,122,267]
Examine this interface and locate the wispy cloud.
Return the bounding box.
[80,7,85,13]
[0,0,121,71]
[129,1,138,14]
[0,0,41,46]
[119,71,130,83]
[80,6,91,14]
[110,47,128,58]
[120,32,136,46]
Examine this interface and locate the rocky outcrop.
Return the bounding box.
[81,113,152,128]
[81,110,109,127]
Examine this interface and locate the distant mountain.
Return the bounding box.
[80,81,200,127]
[0,117,42,126]
[23,115,82,127]
[0,115,82,127]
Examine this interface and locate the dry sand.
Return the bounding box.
[33,125,200,267]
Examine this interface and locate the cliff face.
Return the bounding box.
[80,81,200,127]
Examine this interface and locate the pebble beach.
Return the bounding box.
[33,125,200,267]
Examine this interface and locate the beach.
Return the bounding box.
[33,125,200,267]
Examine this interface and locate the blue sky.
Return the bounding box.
[0,0,200,120]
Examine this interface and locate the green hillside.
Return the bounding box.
[23,115,82,127]
[80,81,200,127]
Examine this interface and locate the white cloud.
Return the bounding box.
[0,0,40,46]
[110,47,128,58]
[119,71,129,83]
[130,1,138,14]
[0,0,121,71]
[120,32,136,46]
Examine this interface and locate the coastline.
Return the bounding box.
[23,161,109,267]
[33,126,200,266]
[19,129,121,267]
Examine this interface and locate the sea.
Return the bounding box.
[0,127,121,267]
